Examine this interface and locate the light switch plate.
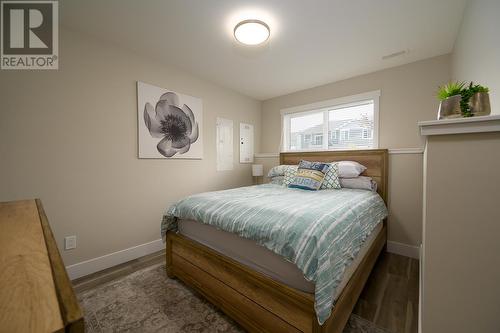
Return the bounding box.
[65,236,77,250]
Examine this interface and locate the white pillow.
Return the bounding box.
[340,176,377,192]
[337,161,367,178]
[267,165,290,178]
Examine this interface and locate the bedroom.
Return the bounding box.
[0,0,499,332]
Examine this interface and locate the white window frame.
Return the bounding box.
[280,90,380,152]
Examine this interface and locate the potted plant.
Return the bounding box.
[437,81,465,119]
[437,81,491,119]
[467,83,491,117]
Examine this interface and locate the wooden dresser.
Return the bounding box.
[0,199,84,333]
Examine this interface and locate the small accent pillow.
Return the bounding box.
[337,161,367,178]
[320,163,341,189]
[289,160,329,191]
[283,166,298,186]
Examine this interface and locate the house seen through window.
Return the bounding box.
[283,94,377,151]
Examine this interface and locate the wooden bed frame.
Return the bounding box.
[166,149,388,333]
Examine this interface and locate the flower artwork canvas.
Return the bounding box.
[137,81,203,159]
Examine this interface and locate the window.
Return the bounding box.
[312,134,323,146]
[282,91,379,151]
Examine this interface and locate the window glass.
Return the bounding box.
[328,102,374,150]
[289,112,323,151]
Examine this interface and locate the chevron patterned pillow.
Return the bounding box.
[283,165,298,186]
[320,163,341,190]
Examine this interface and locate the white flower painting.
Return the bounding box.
[137,81,203,159]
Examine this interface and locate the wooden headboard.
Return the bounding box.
[280,149,389,203]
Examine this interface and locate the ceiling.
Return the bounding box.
[61,0,467,100]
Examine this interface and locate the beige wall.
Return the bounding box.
[422,132,500,332]
[259,55,451,246]
[0,29,261,266]
[452,0,500,114]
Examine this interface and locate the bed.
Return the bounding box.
[164,149,388,333]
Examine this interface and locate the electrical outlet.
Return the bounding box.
[65,236,77,250]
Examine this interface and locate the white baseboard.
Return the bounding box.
[66,239,164,280]
[386,241,420,259]
[65,238,418,280]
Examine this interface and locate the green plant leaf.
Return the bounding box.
[437,81,466,101]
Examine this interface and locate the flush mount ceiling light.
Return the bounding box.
[234,19,270,45]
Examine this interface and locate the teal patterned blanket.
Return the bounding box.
[161,184,387,324]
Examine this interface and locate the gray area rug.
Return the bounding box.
[77,263,390,333]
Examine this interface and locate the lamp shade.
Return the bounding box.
[252,164,264,177]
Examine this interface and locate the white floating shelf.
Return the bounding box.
[418,114,500,136]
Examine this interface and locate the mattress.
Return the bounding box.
[178,219,383,297]
[163,184,388,324]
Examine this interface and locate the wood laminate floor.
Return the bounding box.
[73,250,418,333]
[72,250,166,294]
[353,251,419,333]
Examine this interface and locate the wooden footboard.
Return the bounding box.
[166,223,387,333]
